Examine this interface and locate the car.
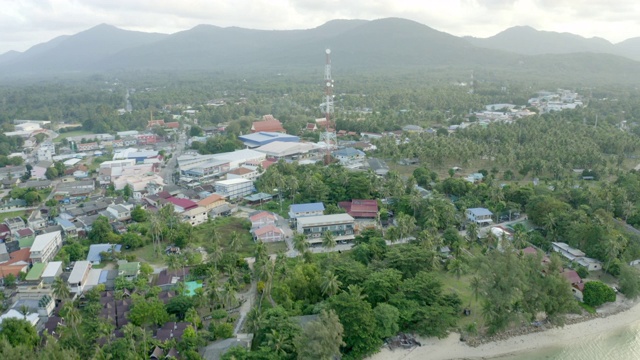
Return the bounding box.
[499,215,510,222]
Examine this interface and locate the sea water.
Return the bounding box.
[500,322,640,360]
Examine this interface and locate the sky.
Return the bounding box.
[3,0,640,54]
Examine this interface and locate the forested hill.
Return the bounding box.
[2,18,640,83]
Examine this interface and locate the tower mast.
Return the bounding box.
[321,48,336,164]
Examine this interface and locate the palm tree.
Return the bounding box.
[229,231,241,253]
[61,302,81,338]
[448,258,467,280]
[52,277,71,301]
[292,232,309,256]
[321,271,342,297]
[466,222,479,243]
[18,304,29,319]
[266,329,293,357]
[470,276,482,304]
[322,231,336,252]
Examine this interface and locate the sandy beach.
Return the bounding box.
[368,300,640,360]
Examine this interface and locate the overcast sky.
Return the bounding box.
[3,0,640,54]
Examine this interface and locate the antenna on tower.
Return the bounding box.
[320,48,336,165]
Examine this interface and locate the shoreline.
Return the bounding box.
[368,298,640,360]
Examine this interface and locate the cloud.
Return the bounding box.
[2,0,640,54]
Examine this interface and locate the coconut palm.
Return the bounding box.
[52,277,71,301]
[322,231,336,252]
[447,258,467,280]
[266,329,293,358]
[292,232,309,256]
[321,271,342,297]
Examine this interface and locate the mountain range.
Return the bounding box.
[2,18,640,80]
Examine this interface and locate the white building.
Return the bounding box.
[551,242,603,271]
[296,214,356,245]
[30,231,62,263]
[37,141,55,162]
[182,206,208,226]
[68,261,92,293]
[466,208,493,225]
[215,178,254,199]
[41,261,63,284]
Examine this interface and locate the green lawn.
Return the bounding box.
[53,130,93,143]
[434,271,485,329]
[0,210,27,222]
[130,243,165,265]
[266,241,288,254]
[194,217,255,257]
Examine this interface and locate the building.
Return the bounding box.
[32,161,53,180]
[0,166,27,181]
[68,261,92,293]
[338,199,378,219]
[238,132,299,148]
[197,194,227,212]
[166,197,199,213]
[182,206,208,226]
[77,142,99,152]
[333,147,365,163]
[226,167,259,181]
[178,156,230,183]
[118,261,140,280]
[466,208,493,225]
[251,115,285,133]
[0,243,9,263]
[561,269,584,300]
[250,211,277,229]
[297,214,356,245]
[41,261,63,284]
[214,178,254,200]
[37,142,55,162]
[87,244,122,265]
[288,203,325,224]
[551,242,603,271]
[367,158,389,177]
[136,133,160,145]
[30,231,62,263]
[254,141,318,160]
[252,225,284,243]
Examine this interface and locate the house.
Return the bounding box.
[297,214,356,245]
[333,147,365,163]
[25,262,46,285]
[197,193,226,212]
[226,167,259,181]
[106,204,132,222]
[182,206,208,226]
[156,322,190,342]
[551,242,603,271]
[166,197,199,213]
[305,123,318,131]
[2,177,19,189]
[561,269,584,300]
[30,231,62,263]
[250,211,277,229]
[0,243,9,263]
[41,261,63,284]
[54,217,78,238]
[466,208,493,225]
[214,178,254,200]
[32,161,53,180]
[338,199,378,219]
[251,115,285,133]
[5,217,26,233]
[465,173,485,183]
[117,260,140,280]
[68,261,92,293]
[87,244,122,265]
[252,225,284,243]
[0,309,39,327]
[289,203,325,222]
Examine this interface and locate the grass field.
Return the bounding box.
[434,271,484,329]
[0,210,27,222]
[53,130,93,143]
[194,217,255,257]
[130,243,164,265]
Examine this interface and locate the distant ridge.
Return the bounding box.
[1,18,640,82]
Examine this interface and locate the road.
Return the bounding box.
[159,132,186,185]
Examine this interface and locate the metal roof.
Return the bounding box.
[290,202,325,214]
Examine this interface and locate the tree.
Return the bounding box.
[322,231,336,252]
[447,258,468,280]
[0,318,38,349]
[88,216,116,244]
[131,205,147,222]
[128,296,169,327]
[2,273,16,288]
[294,309,345,360]
[619,264,640,299]
[292,232,309,256]
[373,303,400,339]
[583,281,616,307]
[45,167,58,180]
[52,277,71,300]
[327,288,381,359]
[320,271,341,297]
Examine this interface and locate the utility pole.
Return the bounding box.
[320,49,336,165]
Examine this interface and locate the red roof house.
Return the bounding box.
[561,269,584,291]
[252,225,284,243]
[250,211,277,228]
[147,120,165,128]
[251,115,285,133]
[338,199,378,218]
[166,197,198,212]
[166,122,180,129]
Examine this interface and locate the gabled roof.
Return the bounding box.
[249,211,276,222]
[334,147,365,157]
[251,116,285,133]
[290,202,325,214]
[166,197,198,211]
[253,225,283,237]
[197,193,225,207]
[338,199,378,218]
[166,122,179,129]
[561,269,584,290]
[228,167,255,175]
[31,231,61,253]
[467,208,493,216]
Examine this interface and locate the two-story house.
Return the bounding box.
[466,208,493,225]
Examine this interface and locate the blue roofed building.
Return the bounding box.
[238,132,299,148]
[333,147,366,164]
[87,244,122,264]
[288,202,325,225]
[54,217,78,238]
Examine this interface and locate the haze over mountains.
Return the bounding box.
[2,17,640,80]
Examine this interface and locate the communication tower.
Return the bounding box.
[320,48,336,164]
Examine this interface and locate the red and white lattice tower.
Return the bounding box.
[320,48,336,164]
